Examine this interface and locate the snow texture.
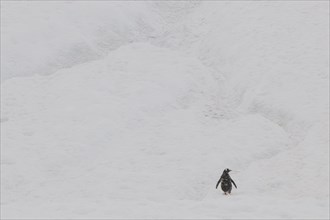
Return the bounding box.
[1,1,329,219]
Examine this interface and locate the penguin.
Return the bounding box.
[216,168,237,195]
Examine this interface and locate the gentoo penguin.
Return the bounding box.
[216,168,237,195]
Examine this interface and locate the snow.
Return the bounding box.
[1,1,164,81]
[1,1,329,219]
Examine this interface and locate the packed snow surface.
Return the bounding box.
[1,1,329,219]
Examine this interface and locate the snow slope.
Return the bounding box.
[154,0,329,200]
[1,1,329,219]
[1,1,163,81]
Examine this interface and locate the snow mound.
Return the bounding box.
[1,1,163,81]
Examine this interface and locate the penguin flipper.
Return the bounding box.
[216,178,222,189]
[231,179,237,188]
[216,180,220,189]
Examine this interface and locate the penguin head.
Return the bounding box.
[224,168,231,173]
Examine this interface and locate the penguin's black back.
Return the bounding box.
[220,171,233,193]
[221,178,232,193]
